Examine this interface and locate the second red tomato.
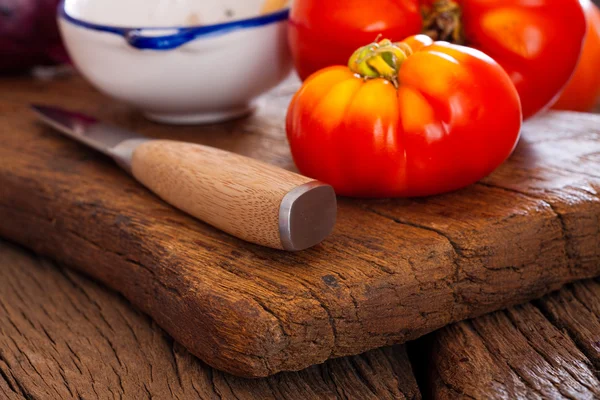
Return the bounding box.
[552,0,600,112]
[289,0,586,119]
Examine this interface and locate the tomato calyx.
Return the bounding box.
[421,0,465,44]
[347,38,413,87]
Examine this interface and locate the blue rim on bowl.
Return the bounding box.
[58,0,290,50]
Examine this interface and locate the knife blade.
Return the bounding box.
[31,105,337,251]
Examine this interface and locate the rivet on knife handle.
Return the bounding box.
[31,105,337,251]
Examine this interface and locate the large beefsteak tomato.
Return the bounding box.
[286,36,522,198]
[289,0,586,119]
[552,0,600,111]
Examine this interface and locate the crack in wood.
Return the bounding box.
[346,355,380,397]
[534,290,600,377]
[468,318,548,398]
[0,353,23,397]
[477,182,577,266]
[505,307,596,398]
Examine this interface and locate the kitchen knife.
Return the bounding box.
[31,105,337,251]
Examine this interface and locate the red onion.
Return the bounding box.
[0,0,68,73]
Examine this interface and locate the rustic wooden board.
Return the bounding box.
[0,74,599,377]
[0,240,421,400]
[422,278,600,399]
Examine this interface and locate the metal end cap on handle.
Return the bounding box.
[279,181,337,251]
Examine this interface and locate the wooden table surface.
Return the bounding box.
[0,72,599,398]
[1,240,598,399]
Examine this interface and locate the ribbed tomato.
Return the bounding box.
[289,0,586,119]
[552,0,600,112]
[286,36,522,197]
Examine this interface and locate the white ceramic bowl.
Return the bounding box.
[58,0,292,124]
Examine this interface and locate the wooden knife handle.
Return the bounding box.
[126,140,336,251]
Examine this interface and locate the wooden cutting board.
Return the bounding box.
[0,74,599,377]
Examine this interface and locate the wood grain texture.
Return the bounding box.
[422,278,600,399]
[0,75,599,376]
[131,140,314,250]
[0,240,420,400]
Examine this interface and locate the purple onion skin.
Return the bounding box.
[0,0,68,73]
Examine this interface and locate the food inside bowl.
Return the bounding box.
[261,0,289,14]
[181,0,288,26]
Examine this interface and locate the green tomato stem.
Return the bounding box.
[348,39,413,87]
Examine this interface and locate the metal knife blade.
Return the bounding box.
[31,105,149,172]
[31,105,147,158]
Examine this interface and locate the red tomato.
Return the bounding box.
[289,0,586,119]
[552,0,600,111]
[286,36,522,198]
